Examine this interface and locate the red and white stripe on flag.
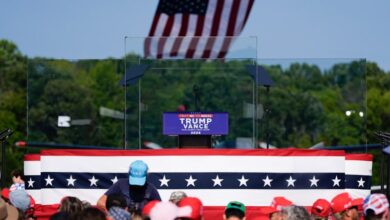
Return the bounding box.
[24,154,42,204]
[345,154,373,200]
[144,0,254,59]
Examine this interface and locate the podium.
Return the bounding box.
[178,135,211,148]
[163,112,228,149]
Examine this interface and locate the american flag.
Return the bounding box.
[24,149,372,213]
[144,0,254,59]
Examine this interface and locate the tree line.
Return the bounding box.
[1,39,389,184]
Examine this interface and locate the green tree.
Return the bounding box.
[0,40,29,185]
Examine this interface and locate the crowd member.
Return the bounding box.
[0,198,7,220]
[106,193,128,211]
[106,194,131,220]
[148,201,187,220]
[97,160,161,216]
[223,201,246,220]
[108,207,131,220]
[9,189,30,217]
[311,198,332,220]
[10,169,25,191]
[1,197,19,220]
[331,192,362,220]
[58,196,85,219]
[262,196,293,220]
[363,193,389,220]
[49,212,70,220]
[76,207,106,220]
[142,200,160,220]
[176,197,204,220]
[281,205,311,220]
[1,188,10,203]
[169,191,187,205]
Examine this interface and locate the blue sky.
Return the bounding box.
[1,0,389,70]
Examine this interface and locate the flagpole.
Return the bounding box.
[124,36,128,150]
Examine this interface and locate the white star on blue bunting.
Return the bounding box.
[286,176,296,187]
[212,175,224,187]
[238,175,249,187]
[262,175,273,187]
[309,176,319,187]
[185,175,197,187]
[27,178,35,188]
[66,175,76,186]
[45,175,54,186]
[159,175,171,187]
[89,176,99,187]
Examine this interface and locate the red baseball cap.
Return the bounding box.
[1,188,10,199]
[331,192,362,213]
[311,199,331,217]
[177,197,203,220]
[352,197,364,211]
[262,196,293,214]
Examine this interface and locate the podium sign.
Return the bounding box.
[163,112,228,135]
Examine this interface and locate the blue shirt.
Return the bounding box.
[104,178,161,211]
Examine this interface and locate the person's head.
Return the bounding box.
[77,207,106,220]
[281,205,311,220]
[169,191,187,205]
[363,193,389,220]
[223,201,246,220]
[331,192,361,220]
[311,199,331,220]
[11,169,24,184]
[129,160,148,187]
[58,196,84,218]
[9,190,30,213]
[177,197,204,220]
[106,193,127,210]
[262,196,293,220]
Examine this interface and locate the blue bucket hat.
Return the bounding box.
[129,160,148,186]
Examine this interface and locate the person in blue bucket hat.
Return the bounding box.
[97,160,161,217]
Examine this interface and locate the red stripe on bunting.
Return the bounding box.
[346,154,373,161]
[40,149,345,157]
[24,154,41,161]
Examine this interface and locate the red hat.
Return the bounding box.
[331,192,359,213]
[311,199,331,217]
[1,188,10,199]
[352,197,364,211]
[142,200,160,216]
[177,197,203,220]
[262,196,293,214]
